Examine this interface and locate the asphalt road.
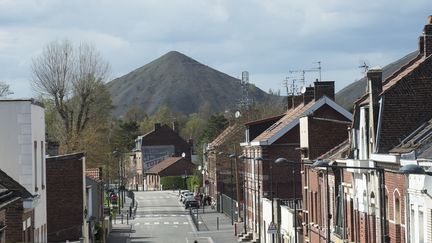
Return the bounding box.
[130,190,211,243]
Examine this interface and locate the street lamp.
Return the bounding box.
[238,155,252,235]
[274,158,300,243]
[311,160,331,243]
[311,160,389,243]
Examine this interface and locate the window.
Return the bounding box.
[34,141,38,191]
[395,198,401,224]
[419,207,424,243]
[41,141,44,189]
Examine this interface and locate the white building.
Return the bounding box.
[0,99,47,242]
[390,118,432,243]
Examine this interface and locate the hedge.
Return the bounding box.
[160,175,202,191]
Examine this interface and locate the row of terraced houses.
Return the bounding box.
[203,16,432,243]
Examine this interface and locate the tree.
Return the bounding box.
[31,40,112,152]
[111,120,140,153]
[0,82,13,97]
[199,113,228,143]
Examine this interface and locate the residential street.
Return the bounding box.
[128,190,217,243]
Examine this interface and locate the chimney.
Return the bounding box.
[172,120,179,133]
[423,15,432,57]
[314,80,335,100]
[303,86,315,104]
[367,67,383,154]
[293,95,303,108]
[154,123,161,130]
[287,95,293,110]
[419,35,425,56]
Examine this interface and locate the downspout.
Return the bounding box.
[375,96,384,153]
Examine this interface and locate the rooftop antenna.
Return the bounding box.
[359,61,369,74]
[289,61,322,92]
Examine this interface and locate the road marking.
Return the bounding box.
[171,214,177,217]
[198,221,202,224]
[154,222,160,225]
[134,223,140,226]
[144,222,150,225]
[164,222,169,224]
[183,222,189,224]
[173,222,179,224]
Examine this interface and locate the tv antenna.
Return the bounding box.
[289,61,322,91]
[359,61,369,74]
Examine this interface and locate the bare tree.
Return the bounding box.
[0,81,13,97]
[31,40,111,149]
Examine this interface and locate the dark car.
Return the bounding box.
[185,199,200,209]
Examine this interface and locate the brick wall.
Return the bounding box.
[385,171,406,243]
[46,154,84,242]
[4,198,25,243]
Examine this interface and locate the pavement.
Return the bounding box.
[107,190,239,243]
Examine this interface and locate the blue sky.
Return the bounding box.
[0,0,430,98]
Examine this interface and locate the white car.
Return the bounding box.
[181,192,194,202]
[180,191,192,202]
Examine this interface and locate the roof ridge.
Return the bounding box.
[382,54,422,86]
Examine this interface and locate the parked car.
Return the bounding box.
[185,199,200,209]
[183,193,194,204]
[181,192,193,202]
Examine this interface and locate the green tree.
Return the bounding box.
[199,113,228,143]
[111,120,140,153]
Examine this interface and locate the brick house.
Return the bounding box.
[0,169,34,243]
[145,157,195,190]
[300,112,352,243]
[205,123,244,202]
[240,81,351,241]
[46,152,89,242]
[389,118,432,242]
[134,122,193,190]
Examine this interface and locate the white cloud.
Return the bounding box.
[0,0,430,98]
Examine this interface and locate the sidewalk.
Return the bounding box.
[192,206,239,243]
[107,194,136,243]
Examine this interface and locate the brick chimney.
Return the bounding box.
[287,95,303,110]
[424,15,432,57]
[303,86,315,104]
[154,123,161,130]
[314,80,335,100]
[287,95,293,110]
[367,67,382,154]
[293,95,303,108]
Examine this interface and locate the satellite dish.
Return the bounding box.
[300,86,307,94]
[235,111,241,118]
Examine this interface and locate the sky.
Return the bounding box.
[0,0,430,98]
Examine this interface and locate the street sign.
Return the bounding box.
[267,221,278,235]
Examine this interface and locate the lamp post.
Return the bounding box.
[311,160,389,243]
[239,155,252,235]
[399,163,432,243]
[274,158,303,243]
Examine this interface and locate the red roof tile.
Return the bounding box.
[253,101,316,142]
[147,157,184,174]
